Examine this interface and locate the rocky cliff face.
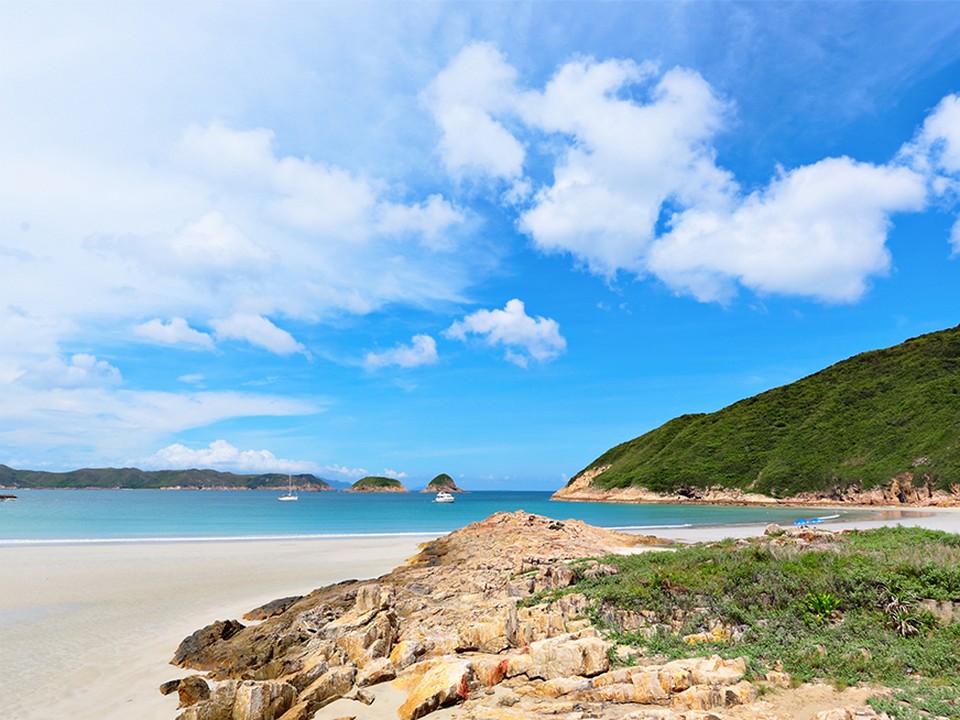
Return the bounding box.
[161,513,890,720]
[554,471,960,507]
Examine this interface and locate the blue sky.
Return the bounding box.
[2,2,960,490]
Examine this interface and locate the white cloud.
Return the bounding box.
[900,94,960,177]
[422,41,526,180]
[212,314,306,356]
[144,439,314,473]
[322,464,368,479]
[426,45,945,303]
[445,299,566,367]
[0,385,319,467]
[648,157,928,302]
[134,317,214,349]
[16,353,122,390]
[898,93,960,257]
[364,334,439,369]
[382,468,408,479]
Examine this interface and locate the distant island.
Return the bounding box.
[420,473,467,493]
[348,475,408,493]
[555,324,960,507]
[0,465,334,491]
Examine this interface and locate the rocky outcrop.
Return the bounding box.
[162,512,898,720]
[162,512,661,720]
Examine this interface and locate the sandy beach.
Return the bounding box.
[1,507,958,720]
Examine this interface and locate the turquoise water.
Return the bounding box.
[0,489,835,543]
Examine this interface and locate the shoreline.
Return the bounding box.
[1,506,958,720]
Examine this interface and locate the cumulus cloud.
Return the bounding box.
[519,63,735,276]
[212,314,306,356]
[422,42,526,181]
[134,317,214,349]
[382,468,408,479]
[145,439,314,473]
[364,334,439,369]
[427,44,946,303]
[898,93,960,255]
[648,158,927,302]
[445,299,566,367]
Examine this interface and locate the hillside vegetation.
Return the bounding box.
[564,325,960,499]
[0,466,333,491]
[529,525,960,720]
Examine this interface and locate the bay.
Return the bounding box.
[0,489,846,543]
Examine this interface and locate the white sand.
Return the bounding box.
[1,507,957,720]
[0,536,428,720]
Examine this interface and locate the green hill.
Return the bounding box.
[349,476,408,492]
[556,325,960,501]
[421,473,466,493]
[0,466,333,491]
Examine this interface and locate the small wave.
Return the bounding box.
[607,523,694,531]
[0,530,444,546]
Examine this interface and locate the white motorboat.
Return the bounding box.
[278,474,299,502]
[434,491,455,503]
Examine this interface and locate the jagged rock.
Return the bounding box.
[165,512,666,720]
[356,657,396,687]
[507,632,610,680]
[176,681,238,720]
[297,665,357,715]
[160,675,210,707]
[244,597,304,622]
[390,639,425,669]
[172,620,246,668]
[394,657,478,720]
[233,681,297,720]
[346,688,375,705]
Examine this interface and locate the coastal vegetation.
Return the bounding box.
[560,324,960,500]
[0,465,332,491]
[349,475,408,492]
[528,525,960,719]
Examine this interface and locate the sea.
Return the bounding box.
[0,489,850,544]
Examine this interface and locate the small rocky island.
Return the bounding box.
[419,473,466,493]
[347,476,408,493]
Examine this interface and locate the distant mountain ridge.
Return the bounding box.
[0,466,334,491]
[554,324,960,505]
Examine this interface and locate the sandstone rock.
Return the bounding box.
[297,665,357,715]
[176,680,238,720]
[356,657,396,687]
[346,688,375,705]
[160,675,210,707]
[390,639,424,669]
[172,620,246,668]
[394,657,477,720]
[233,681,297,720]
[244,597,304,622]
[507,633,610,680]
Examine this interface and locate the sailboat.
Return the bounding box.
[277,474,298,502]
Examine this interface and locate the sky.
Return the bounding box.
[1,2,960,490]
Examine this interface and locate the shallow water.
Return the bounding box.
[0,489,857,543]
